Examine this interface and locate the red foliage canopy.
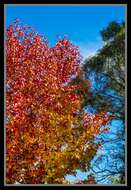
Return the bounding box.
[6,20,111,184]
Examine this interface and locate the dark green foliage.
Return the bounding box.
[100,21,124,42]
[83,21,125,120]
[81,21,125,184]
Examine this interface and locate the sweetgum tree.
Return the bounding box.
[6,20,111,184]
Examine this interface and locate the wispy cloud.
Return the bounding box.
[71,40,104,61]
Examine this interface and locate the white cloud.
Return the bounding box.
[79,46,96,60]
[71,40,103,61]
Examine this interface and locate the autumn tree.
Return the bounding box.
[6,20,111,184]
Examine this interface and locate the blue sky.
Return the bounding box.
[5,5,126,60]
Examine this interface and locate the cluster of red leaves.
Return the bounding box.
[6,20,111,184]
[74,174,96,184]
